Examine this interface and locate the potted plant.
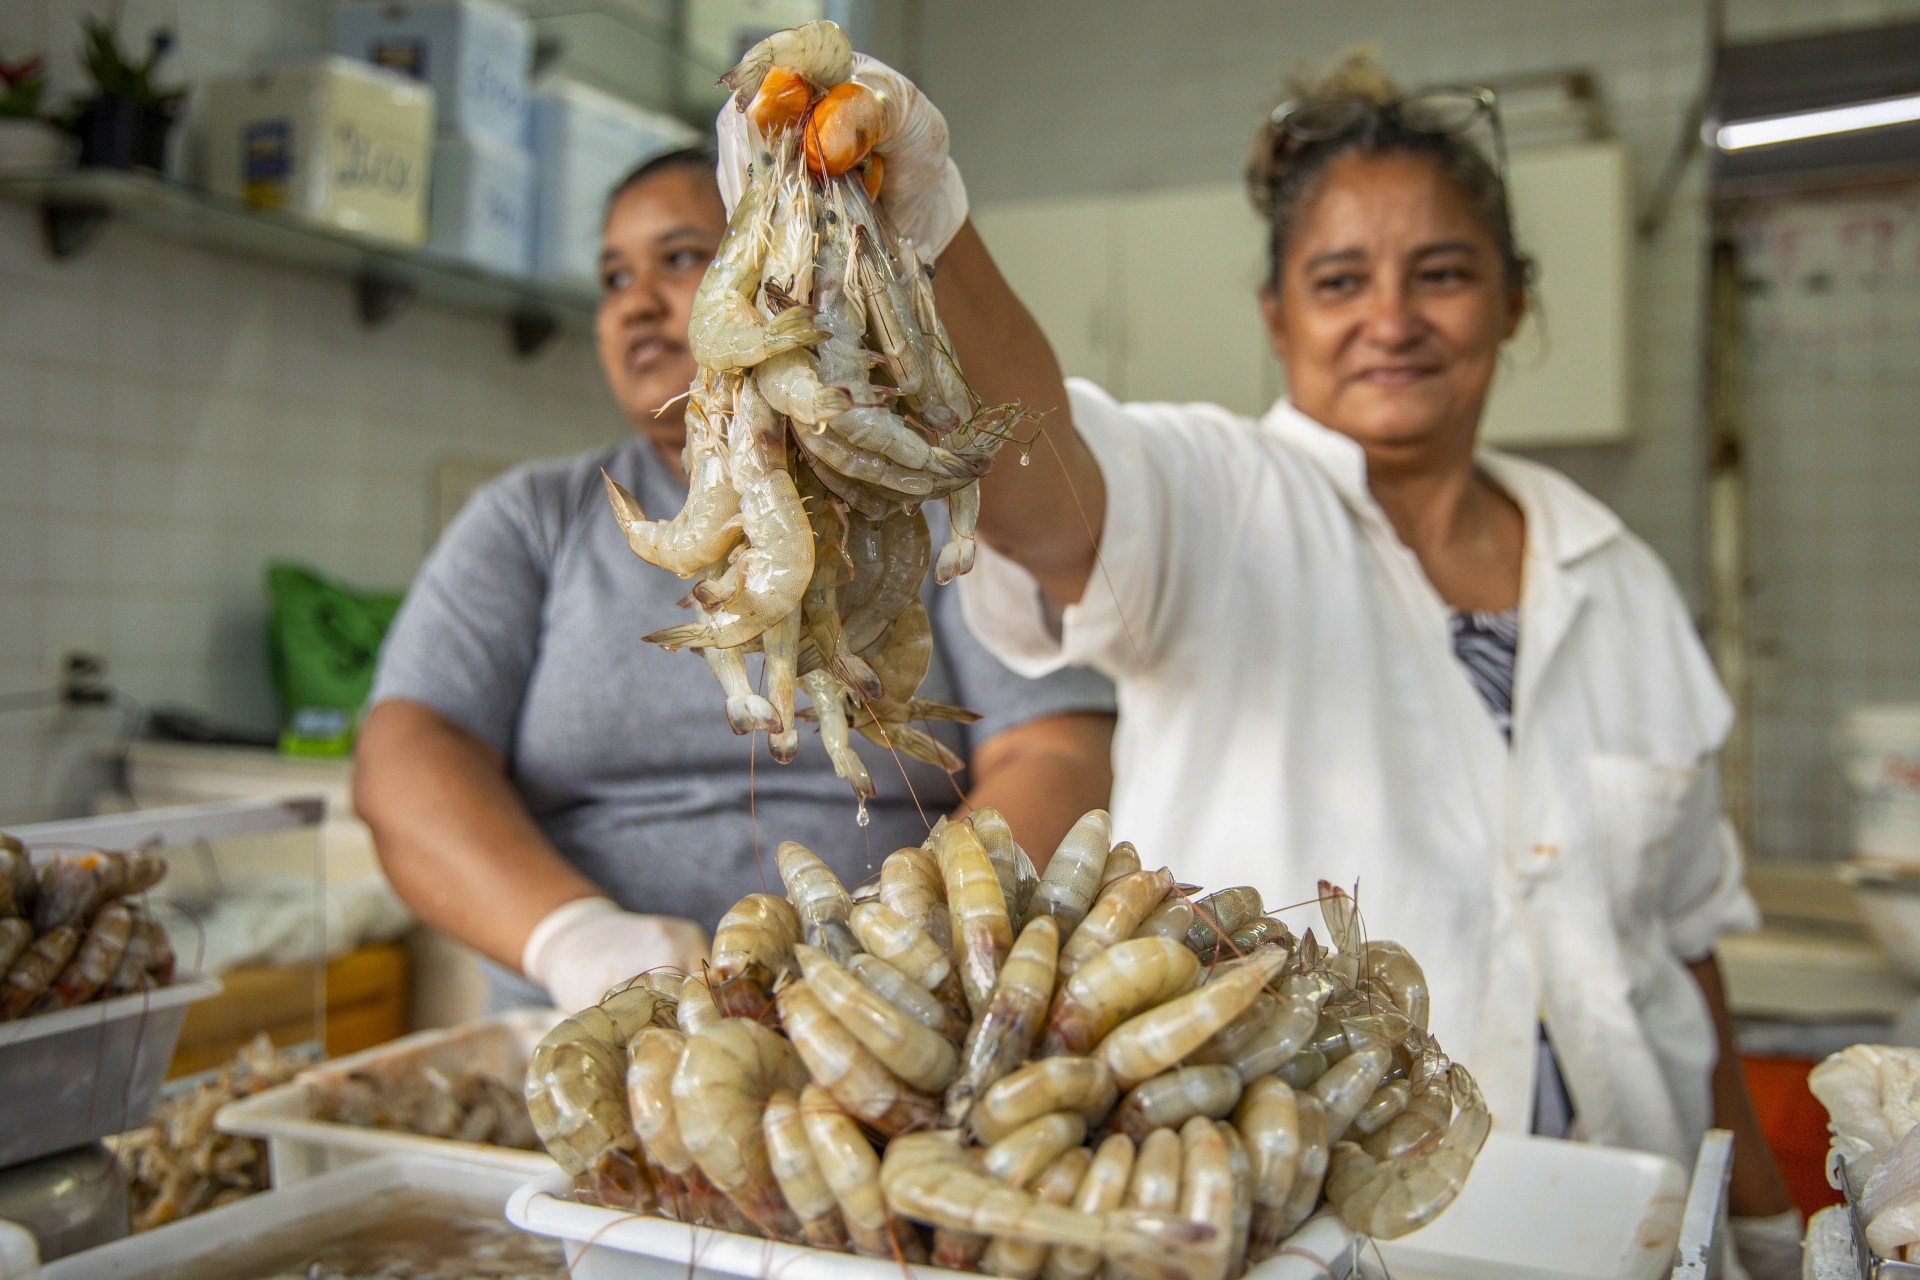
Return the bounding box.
[0,53,69,173]
[68,15,184,171]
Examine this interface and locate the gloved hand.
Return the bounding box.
[715,52,970,260]
[521,896,709,1014]
[1728,1208,1804,1280]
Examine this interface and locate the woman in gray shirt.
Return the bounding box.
[353,150,1118,1012]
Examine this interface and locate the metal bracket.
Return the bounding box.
[355,266,416,328]
[1672,1129,1735,1279]
[40,201,110,259]
[509,303,559,358]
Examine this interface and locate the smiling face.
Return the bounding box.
[594,166,728,458]
[1261,151,1524,465]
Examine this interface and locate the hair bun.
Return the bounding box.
[1247,46,1402,217]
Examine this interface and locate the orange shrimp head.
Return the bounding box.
[805,82,884,178]
[748,65,816,135]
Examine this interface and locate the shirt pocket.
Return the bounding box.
[1588,752,1701,931]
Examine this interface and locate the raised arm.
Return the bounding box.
[932,222,1104,607]
[717,54,1104,610]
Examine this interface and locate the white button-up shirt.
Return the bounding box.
[960,380,1759,1166]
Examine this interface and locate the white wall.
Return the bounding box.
[0,0,628,822]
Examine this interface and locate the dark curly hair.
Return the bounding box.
[1246,51,1533,295]
[603,145,720,223]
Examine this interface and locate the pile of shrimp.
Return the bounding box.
[111,1033,305,1231]
[523,809,1489,1276]
[0,832,175,1021]
[607,20,1027,800]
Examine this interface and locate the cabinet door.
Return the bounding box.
[1480,142,1633,446]
[1116,184,1277,418]
[971,195,1120,390]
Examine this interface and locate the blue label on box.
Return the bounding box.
[242,120,292,209]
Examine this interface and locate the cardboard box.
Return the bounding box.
[196,56,435,246]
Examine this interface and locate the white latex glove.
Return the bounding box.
[521,896,708,1015]
[715,52,969,260]
[1728,1209,1804,1280]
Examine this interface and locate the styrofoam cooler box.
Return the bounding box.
[1841,703,1920,863]
[529,77,699,286]
[195,57,435,246]
[215,1008,561,1185]
[1364,1133,1686,1280]
[39,1153,553,1279]
[427,132,532,273]
[333,0,531,148]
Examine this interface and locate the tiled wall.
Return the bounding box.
[1740,189,1920,861]
[0,1,626,822]
[918,0,1920,861]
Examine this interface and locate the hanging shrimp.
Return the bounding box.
[722,19,852,108]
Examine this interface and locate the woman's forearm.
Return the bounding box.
[1687,954,1794,1218]
[353,699,602,971]
[951,711,1116,874]
[935,221,1105,606]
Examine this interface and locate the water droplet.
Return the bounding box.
[856,798,870,827]
[1019,452,1032,466]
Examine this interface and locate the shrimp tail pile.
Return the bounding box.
[609,21,1029,796]
[525,807,1489,1274]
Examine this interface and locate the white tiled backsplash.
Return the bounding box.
[0,0,627,823]
[4,0,1919,839]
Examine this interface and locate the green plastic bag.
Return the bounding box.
[266,562,402,755]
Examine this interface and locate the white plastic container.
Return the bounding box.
[38,1152,551,1279]
[508,1171,1356,1280]
[1841,703,1920,863]
[333,0,531,147]
[0,975,221,1168]
[426,132,533,274]
[1364,1133,1686,1280]
[193,57,435,246]
[1844,861,1920,981]
[215,1008,560,1185]
[528,77,699,286]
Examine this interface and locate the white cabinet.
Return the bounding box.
[1480,141,1633,446]
[973,184,1280,419]
[972,143,1632,444]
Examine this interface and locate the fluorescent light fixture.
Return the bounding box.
[1714,92,1920,150]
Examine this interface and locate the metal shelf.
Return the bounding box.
[0,167,600,357]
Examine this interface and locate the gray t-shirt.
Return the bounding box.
[371,435,1115,1006]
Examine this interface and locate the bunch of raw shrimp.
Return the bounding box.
[0,834,175,1020]
[607,21,1025,801]
[524,809,1489,1277]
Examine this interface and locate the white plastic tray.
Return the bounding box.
[506,1169,1359,1280]
[39,1151,544,1279]
[215,1007,561,1184]
[1363,1132,1687,1280]
[0,975,221,1167]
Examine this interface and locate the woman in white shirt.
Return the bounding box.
[723,48,1800,1274]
